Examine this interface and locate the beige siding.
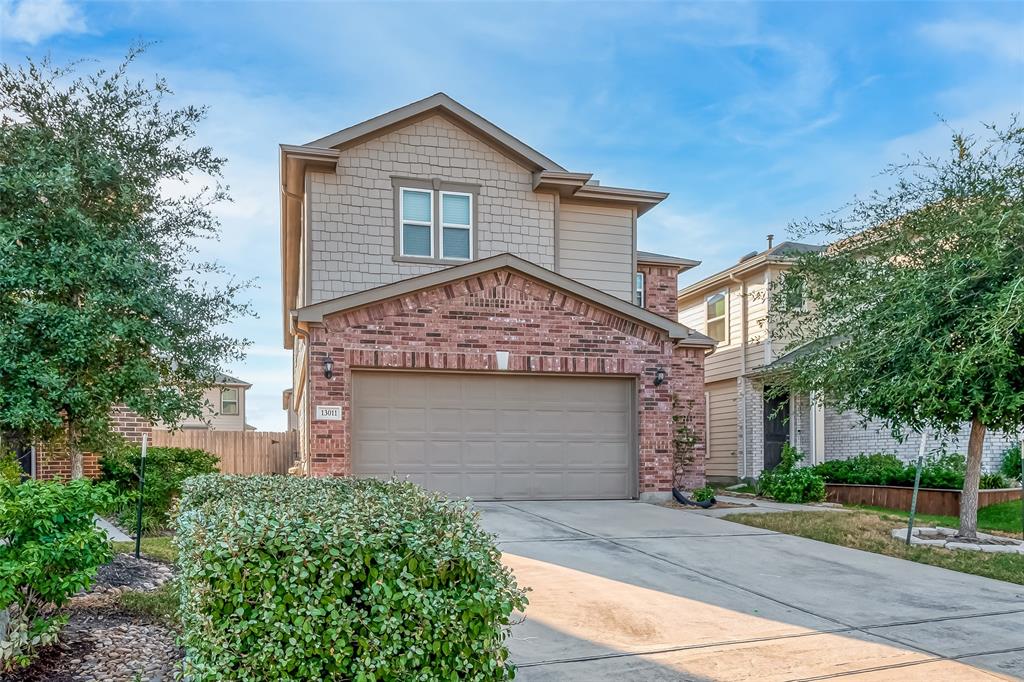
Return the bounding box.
[557,202,633,301]
[163,386,247,431]
[705,379,738,479]
[677,269,772,384]
[308,115,556,302]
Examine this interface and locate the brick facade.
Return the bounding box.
[638,263,680,320]
[303,267,706,495]
[34,406,152,481]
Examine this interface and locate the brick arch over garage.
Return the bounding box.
[303,267,706,498]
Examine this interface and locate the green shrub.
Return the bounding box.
[810,451,1009,490]
[999,445,1022,483]
[100,445,219,532]
[980,472,1011,490]
[175,475,528,681]
[757,444,826,503]
[691,485,716,503]
[0,480,113,670]
[0,450,22,485]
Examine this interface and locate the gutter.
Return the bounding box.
[729,272,749,481]
[289,312,312,475]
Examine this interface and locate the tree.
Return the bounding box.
[769,121,1024,539]
[0,48,250,478]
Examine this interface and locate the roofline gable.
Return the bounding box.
[295,254,715,347]
[304,93,567,172]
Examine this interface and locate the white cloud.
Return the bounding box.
[0,0,86,45]
[919,19,1024,63]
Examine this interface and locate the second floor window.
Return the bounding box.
[441,191,472,260]
[634,272,645,307]
[221,387,239,416]
[705,291,728,343]
[400,188,434,258]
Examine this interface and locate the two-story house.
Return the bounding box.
[157,373,253,432]
[678,239,1016,482]
[279,93,714,501]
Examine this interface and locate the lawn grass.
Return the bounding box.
[117,581,179,629]
[725,510,1024,585]
[112,536,177,564]
[852,499,1023,535]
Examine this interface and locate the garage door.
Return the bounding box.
[351,372,634,500]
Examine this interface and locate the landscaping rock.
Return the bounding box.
[892,526,1024,554]
[87,554,174,595]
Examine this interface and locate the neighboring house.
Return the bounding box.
[280,93,715,501]
[677,238,1016,482]
[19,373,252,480]
[159,373,253,432]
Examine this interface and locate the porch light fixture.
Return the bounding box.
[323,355,334,380]
[654,367,667,386]
[495,351,510,371]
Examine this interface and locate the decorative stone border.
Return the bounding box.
[892,526,1024,554]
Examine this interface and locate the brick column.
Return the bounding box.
[638,263,681,320]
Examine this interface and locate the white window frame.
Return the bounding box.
[634,271,645,308]
[399,187,435,259]
[705,289,729,344]
[439,190,473,261]
[220,387,240,416]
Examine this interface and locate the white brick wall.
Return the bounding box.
[308,115,556,302]
[823,407,1016,472]
[736,381,1015,479]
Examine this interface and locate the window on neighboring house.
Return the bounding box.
[634,271,645,307]
[400,188,433,258]
[221,387,239,416]
[705,290,728,343]
[440,191,472,260]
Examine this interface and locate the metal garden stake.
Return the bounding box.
[906,430,928,546]
[135,433,148,559]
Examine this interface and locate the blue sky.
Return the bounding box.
[2,0,1022,429]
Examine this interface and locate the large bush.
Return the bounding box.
[1000,445,1022,483]
[757,445,826,503]
[0,450,21,485]
[101,445,219,532]
[175,475,528,681]
[0,480,113,670]
[812,451,1008,490]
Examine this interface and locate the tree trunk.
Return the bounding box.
[957,417,987,539]
[68,421,84,480]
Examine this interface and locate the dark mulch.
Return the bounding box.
[91,553,173,592]
[3,630,95,682]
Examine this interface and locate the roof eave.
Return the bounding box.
[296,253,714,347]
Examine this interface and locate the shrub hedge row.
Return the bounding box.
[812,452,1013,490]
[101,445,219,532]
[175,475,527,681]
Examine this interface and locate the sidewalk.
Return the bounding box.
[94,515,133,542]
[690,494,848,518]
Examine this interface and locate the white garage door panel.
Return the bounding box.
[351,372,634,500]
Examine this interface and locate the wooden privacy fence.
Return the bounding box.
[150,430,297,475]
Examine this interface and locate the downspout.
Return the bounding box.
[290,313,312,475]
[729,272,749,481]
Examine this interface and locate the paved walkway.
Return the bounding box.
[94,515,133,542]
[477,500,1023,681]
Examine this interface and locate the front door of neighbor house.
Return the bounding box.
[763,388,790,472]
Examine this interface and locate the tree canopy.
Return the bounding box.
[0,48,250,475]
[769,120,1023,536]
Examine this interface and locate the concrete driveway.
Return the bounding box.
[477,500,1024,681]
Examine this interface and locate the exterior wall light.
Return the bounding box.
[654,367,667,386]
[323,355,334,380]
